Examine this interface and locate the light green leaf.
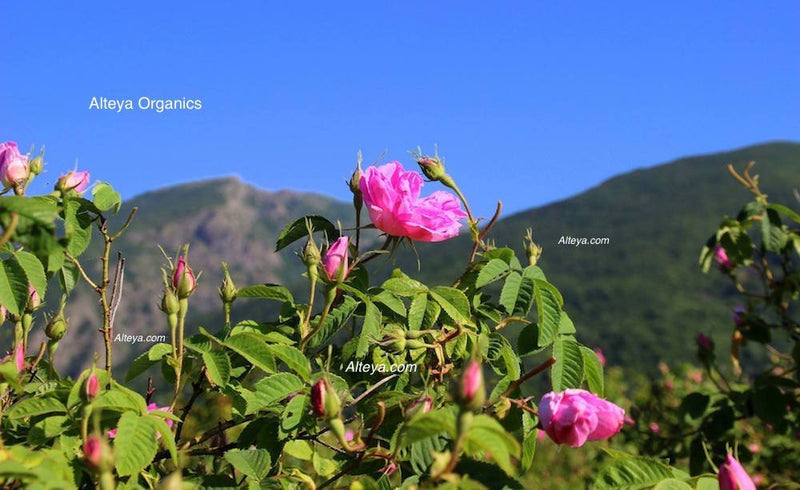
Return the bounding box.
[126,343,172,382]
[238,284,294,304]
[268,344,310,381]
[551,336,584,391]
[150,416,178,466]
[252,373,304,408]
[653,479,692,490]
[580,346,604,396]
[113,412,158,477]
[92,181,122,213]
[534,280,562,347]
[0,196,58,224]
[13,251,46,300]
[225,333,276,374]
[202,350,232,387]
[401,409,457,448]
[6,396,67,420]
[224,449,272,481]
[429,286,471,325]
[595,455,686,490]
[357,301,382,358]
[0,257,31,317]
[476,259,510,288]
[407,293,427,330]
[307,295,359,349]
[283,440,313,461]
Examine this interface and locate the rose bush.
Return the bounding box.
[0,141,776,488]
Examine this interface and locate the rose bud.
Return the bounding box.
[311,378,340,420]
[13,343,25,372]
[83,435,103,468]
[0,142,29,188]
[714,246,734,271]
[27,285,41,311]
[172,256,196,298]
[379,326,407,354]
[322,236,350,283]
[457,361,485,410]
[218,262,237,304]
[416,155,447,182]
[539,389,625,448]
[160,287,180,316]
[405,393,433,420]
[718,454,756,490]
[55,170,90,194]
[45,313,68,341]
[84,371,100,400]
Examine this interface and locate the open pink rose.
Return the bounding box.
[539,389,625,447]
[323,236,350,282]
[0,142,29,188]
[359,162,466,242]
[718,454,756,490]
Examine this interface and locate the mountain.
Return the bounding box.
[46,142,800,377]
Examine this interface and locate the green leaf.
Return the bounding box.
[653,480,692,490]
[225,333,276,374]
[357,301,382,358]
[595,455,686,490]
[521,428,538,473]
[283,440,313,460]
[401,409,457,448]
[6,396,67,420]
[0,196,58,224]
[312,452,338,477]
[534,280,562,347]
[238,284,294,304]
[58,261,80,296]
[373,290,406,317]
[463,414,521,477]
[126,343,172,382]
[63,197,92,256]
[202,350,232,387]
[280,394,310,438]
[268,344,310,381]
[580,346,604,396]
[275,215,338,252]
[13,251,46,300]
[407,293,427,330]
[476,259,510,288]
[767,203,800,223]
[761,208,788,253]
[558,311,576,335]
[224,449,272,481]
[551,336,584,391]
[253,373,304,407]
[150,416,179,466]
[429,286,471,325]
[695,477,719,490]
[307,295,359,349]
[381,276,427,296]
[92,181,122,213]
[93,389,147,413]
[0,257,30,316]
[113,412,158,477]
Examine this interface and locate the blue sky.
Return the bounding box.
[2,2,798,218]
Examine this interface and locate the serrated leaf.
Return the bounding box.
[357,301,382,358]
[653,479,692,490]
[476,259,510,288]
[280,394,310,438]
[407,293,427,330]
[535,280,562,347]
[150,416,178,466]
[551,336,584,391]
[373,290,406,317]
[429,286,470,325]
[595,455,685,490]
[58,261,80,296]
[580,346,604,396]
[0,257,30,316]
[238,284,294,304]
[126,343,172,382]
[381,276,428,296]
[401,409,457,448]
[268,344,310,381]
[521,428,538,472]
[253,373,304,407]
[283,440,313,460]
[463,414,521,477]
[224,449,272,481]
[275,215,338,252]
[0,196,58,224]
[13,251,46,300]
[6,396,67,420]
[202,350,232,387]
[307,295,359,349]
[113,412,158,477]
[63,197,93,256]
[225,333,276,374]
[92,181,122,213]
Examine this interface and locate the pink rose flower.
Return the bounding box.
[359,162,466,242]
[539,389,625,447]
[718,454,756,490]
[0,142,29,188]
[322,236,350,282]
[56,170,90,194]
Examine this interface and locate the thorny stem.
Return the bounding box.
[486,356,557,408]
[171,298,189,410]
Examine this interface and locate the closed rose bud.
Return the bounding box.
[312,378,341,420]
[160,287,180,315]
[172,257,196,298]
[56,170,90,194]
[27,285,40,311]
[405,394,433,420]
[0,142,29,188]
[416,155,447,182]
[539,389,625,448]
[649,422,661,434]
[219,263,237,304]
[323,236,350,282]
[83,435,103,468]
[45,314,68,341]
[379,326,407,354]
[714,246,734,270]
[85,372,100,400]
[13,343,24,372]
[718,454,756,490]
[458,361,485,410]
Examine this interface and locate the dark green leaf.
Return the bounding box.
[275,215,338,252]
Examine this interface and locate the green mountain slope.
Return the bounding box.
[47,142,800,377]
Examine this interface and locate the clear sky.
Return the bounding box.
[2,2,798,219]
